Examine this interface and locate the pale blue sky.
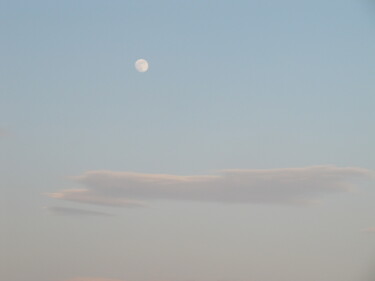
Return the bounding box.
[1,1,375,281]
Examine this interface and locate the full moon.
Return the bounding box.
[135,59,149,73]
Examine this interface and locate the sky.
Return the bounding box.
[1,0,375,281]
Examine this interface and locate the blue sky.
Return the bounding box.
[1,1,375,281]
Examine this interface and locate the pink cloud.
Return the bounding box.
[48,165,373,207]
[47,189,144,208]
[0,128,9,137]
[361,227,375,233]
[44,206,113,216]
[65,278,126,281]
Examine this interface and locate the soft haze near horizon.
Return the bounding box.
[1,1,375,281]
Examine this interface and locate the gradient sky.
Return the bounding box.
[1,1,375,281]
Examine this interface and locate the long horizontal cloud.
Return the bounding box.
[65,277,124,281]
[48,189,145,208]
[44,206,113,217]
[361,227,375,233]
[48,166,373,207]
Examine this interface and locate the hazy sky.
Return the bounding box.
[1,1,375,281]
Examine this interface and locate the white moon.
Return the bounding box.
[135,59,149,72]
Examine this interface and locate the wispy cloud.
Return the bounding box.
[44,206,113,217]
[64,278,126,281]
[48,166,373,207]
[47,189,145,207]
[0,128,9,137]
[361,227,375,233]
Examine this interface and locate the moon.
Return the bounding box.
[135,59,149,73]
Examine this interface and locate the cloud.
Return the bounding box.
[47,189,145,207]
[44,206,113,217]
[361,227,375,233]
[47,166,373,207]
[0,128,9,137]
[64,278,126,281]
